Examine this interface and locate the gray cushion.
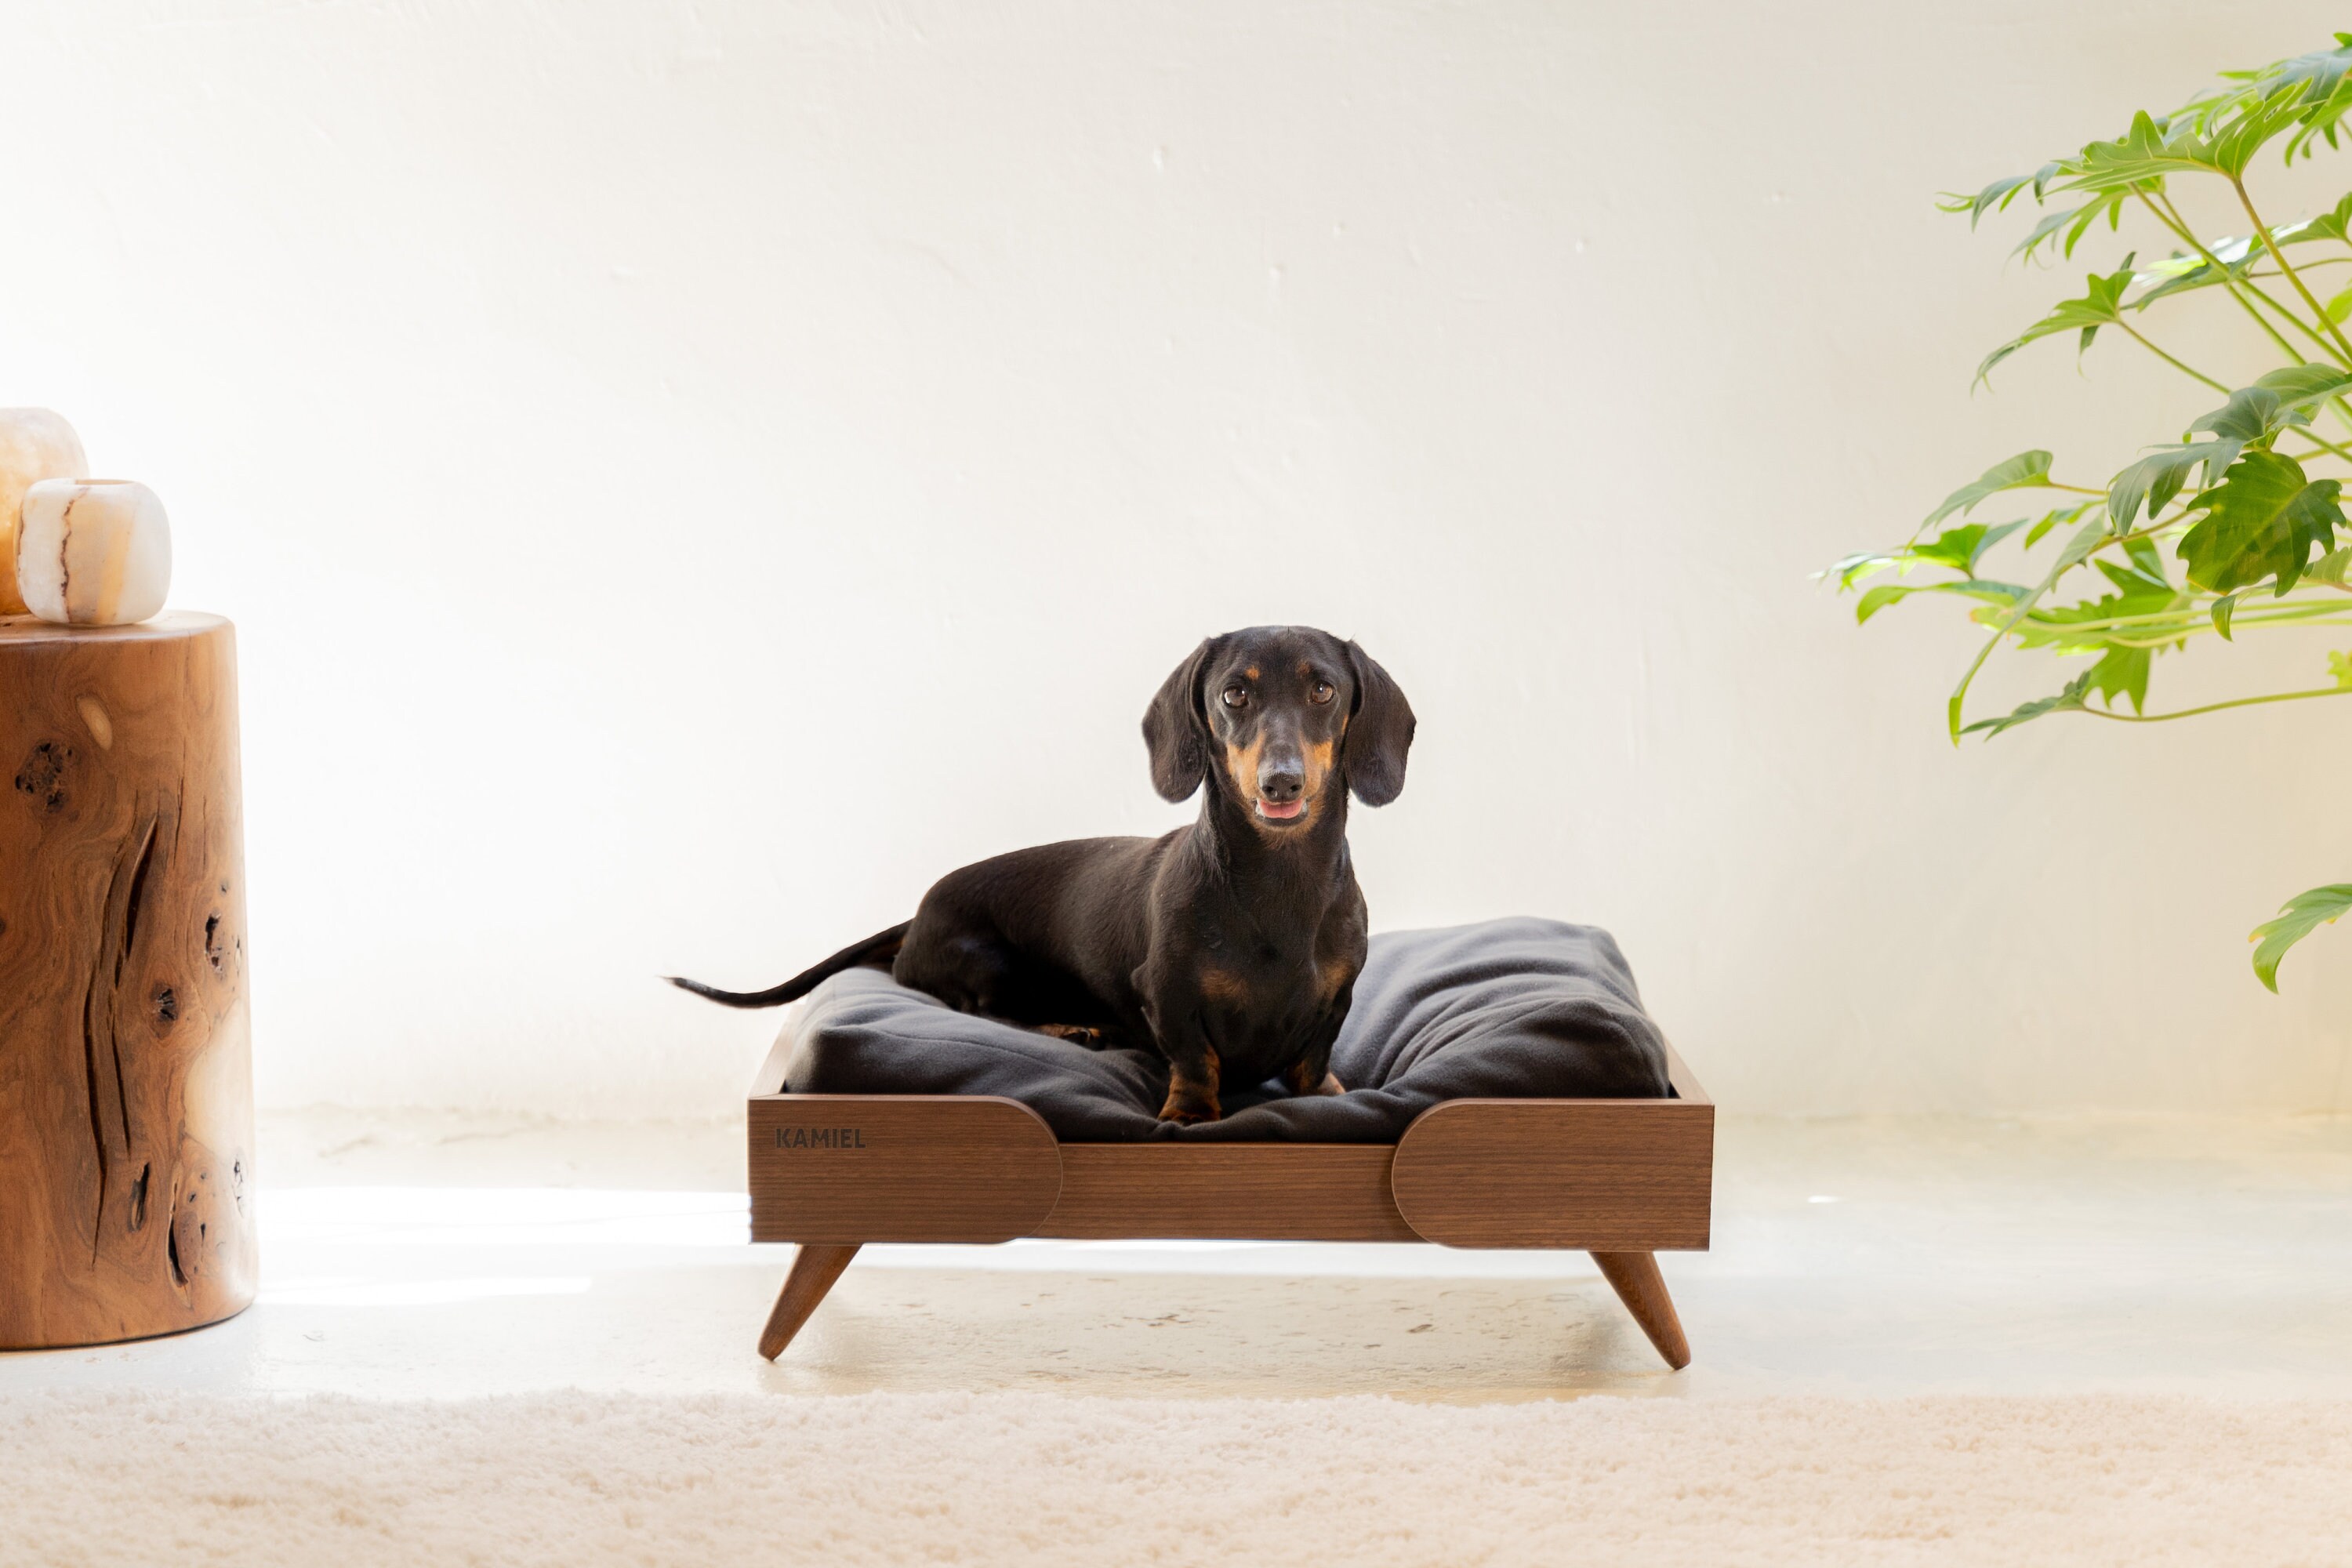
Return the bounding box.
[776,916,1673,1142]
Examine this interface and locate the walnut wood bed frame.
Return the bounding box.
[746,1040,1713,1370]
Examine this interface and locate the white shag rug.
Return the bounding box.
[4,1390,2348,1566]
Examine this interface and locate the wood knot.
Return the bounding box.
[12,740,74,810]
[75,696,113,750]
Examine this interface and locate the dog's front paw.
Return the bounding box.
[1281,1062,1348,1098]
[1158,1087,1221,1124]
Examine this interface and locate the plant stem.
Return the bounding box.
[2149,190,2352,371]
[2115,321,2231,390]
[2077,685,2352,723]
[2248,281,2350,361]
[2291,431,2352,463]
[2233,175,2352,362]
[2220,194,2352,437]
[2143,191,2314,364]
[1948,528,2100,739]
[2132,205,2352,437]
[2008,601,2352,635]
[2234,267,2352,362]
[2080,619,2352,649]
[2249,256,2352,275]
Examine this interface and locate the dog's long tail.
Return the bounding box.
[664,920,912,1009]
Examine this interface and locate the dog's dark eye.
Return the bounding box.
[1309,681,1335,705]
[1221,686,1249,709]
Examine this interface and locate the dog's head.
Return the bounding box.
[1142,626,1415,832]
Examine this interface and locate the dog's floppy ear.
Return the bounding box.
[1341,641,1415,807]
[1142,638,1216,802]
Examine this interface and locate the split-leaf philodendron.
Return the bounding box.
[1832,33,2352,990]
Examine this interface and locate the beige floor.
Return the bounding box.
[2,1110,2347,1403]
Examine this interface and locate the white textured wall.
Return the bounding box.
[5,0,2349,1116]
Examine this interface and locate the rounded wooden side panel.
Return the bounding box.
[1390,1098,1714,1251]
[748,1094,1063,1243]
[0,613,257,1347]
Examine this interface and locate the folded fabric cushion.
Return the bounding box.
[775,916,1673,1142]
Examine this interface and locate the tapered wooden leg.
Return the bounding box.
[758,1243,861,1361]
[1591,1250,1690,1370]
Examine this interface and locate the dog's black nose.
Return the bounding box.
[1258,764,1305,803]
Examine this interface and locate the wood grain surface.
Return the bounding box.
[1389,1098,1715,1251]
[0,613,256,1347]
[757,1243,861,1359]
[1038,1143,1417,1240]
[1591,1250,1693,1369]
[747,1094,1063,1243]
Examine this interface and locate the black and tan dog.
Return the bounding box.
[670,625,1414,1123]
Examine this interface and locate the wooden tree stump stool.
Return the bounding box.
[0,612,256,1348]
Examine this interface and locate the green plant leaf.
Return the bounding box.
[2330,651,2352,688]
[2008,583,2186,652]
[2254,363,2352,413]
[2273,190,2352,245]
[2131,211,2352,308]
[2060,88,2314,189]
[2022,500,2100,548]
[1908,520,2027,575]
[1857,579,2033,624]
[2249,882,2352,992]
[2131,237,2259,310]
[2213,592,2240,638]
[1853,584,1905,623]
[1975,260,2136,387]
[1823,550,1895,590]
[2060,111,2218,195]
[2108,441,2232,528]
[2085,645,2152,711]
[2104,385,2313,534]
[1939,164,2064,225]
[1960,672,2093,738]
[2184,35,2352,164]
[2208,85,2332,176]
[2177,451,2345,594]
[2009,194,2129,264]
[1924,452,2055,528]
[2116,535,2172,588]
[2307,546,2352,585]
[2191,385,2305,445]
[2056,514,2110,570]
[1826,520,2028,594]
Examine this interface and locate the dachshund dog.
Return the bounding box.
[670,626,1414,1123]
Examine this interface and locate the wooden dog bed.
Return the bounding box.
[746,1038,1713,1370]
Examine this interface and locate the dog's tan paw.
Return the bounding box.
[1158,1089,1221,1124]
[1280,1062,1347,1098]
